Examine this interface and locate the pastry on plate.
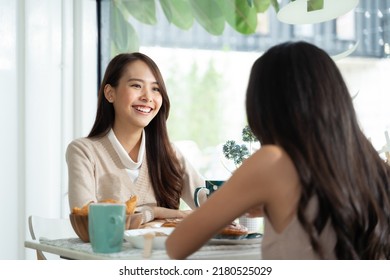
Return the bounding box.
[161,218,183,227]
[214,222,248,240]
[162,218,248,240]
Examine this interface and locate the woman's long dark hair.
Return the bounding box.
[89,52,183,209]
[246,41,390,259]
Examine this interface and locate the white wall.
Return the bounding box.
[337,58,390,153]
[0,0,97,259]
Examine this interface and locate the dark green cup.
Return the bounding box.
[194,180,225,207]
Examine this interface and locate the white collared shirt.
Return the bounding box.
[107,129,145,182]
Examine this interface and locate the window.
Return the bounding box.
[97,0,390,177]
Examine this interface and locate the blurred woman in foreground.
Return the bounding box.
[166,41,390,260]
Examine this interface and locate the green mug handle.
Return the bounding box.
[194,186,210,207]
[108,215,125,248]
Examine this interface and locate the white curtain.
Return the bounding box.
[0,0,97,259]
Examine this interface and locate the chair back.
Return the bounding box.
[28,215,77,260]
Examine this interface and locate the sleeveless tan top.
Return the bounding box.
[261,197,337,259]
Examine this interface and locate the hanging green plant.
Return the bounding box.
[110,0,325,53]
[109,0,267,53]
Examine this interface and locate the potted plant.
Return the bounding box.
[222,125,259,172]
[222,125,262,233]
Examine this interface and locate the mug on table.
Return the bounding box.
[88,203,126,253]
[194,180,225,207]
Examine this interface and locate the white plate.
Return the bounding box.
[124,228,174,249]
[208,236,262,245]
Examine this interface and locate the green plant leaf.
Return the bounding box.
[217,0,257,35]
[159,0,194,30]
[253,0,271,13]
[159,0,173,22]
[121,0,157,25]
[307,0,324,12]
[189,0,225,35]
[242,125,257,142]
[111,4,139,53]
[222,140,249,166]
[246,0,254,7]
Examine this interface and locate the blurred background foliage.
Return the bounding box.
[110,0,282,54]
[165,59,223,150]
[110,0,325,54]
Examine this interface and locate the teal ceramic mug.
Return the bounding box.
[194,180,225,207]
[88,203,126,253]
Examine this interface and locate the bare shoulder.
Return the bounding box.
[250,145,301,226]
[245,144,295,172]
[259,144,297,180]
[234,144,300,201]
[253,145,286,160]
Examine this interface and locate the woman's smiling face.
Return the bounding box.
[106,59,163,130]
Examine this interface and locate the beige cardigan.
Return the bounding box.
[66,134,204,213]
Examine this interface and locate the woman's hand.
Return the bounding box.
[153,207,193,219]
[176,209,192,218]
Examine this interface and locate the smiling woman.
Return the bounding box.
[65,52,205,225]
[103,59,163,137]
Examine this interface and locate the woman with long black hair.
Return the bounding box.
[166,41,390,259]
